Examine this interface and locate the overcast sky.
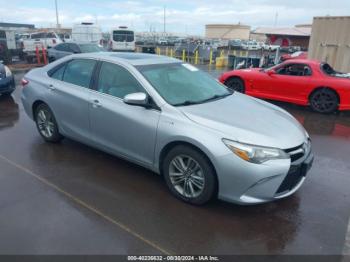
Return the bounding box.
[0,0,349,34]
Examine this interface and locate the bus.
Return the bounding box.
[110,26,135,52]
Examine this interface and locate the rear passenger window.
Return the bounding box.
[63,59,96,88]
[97,62,143,99]
[51,64,66,80]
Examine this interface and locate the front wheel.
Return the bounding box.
[309,88,339,114]
[35,103,63,143]
[163,145,217,205]
[224,77,245,93]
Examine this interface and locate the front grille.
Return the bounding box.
[284,141,310,163]
[276,165,303,194]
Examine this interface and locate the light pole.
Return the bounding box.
[55,0,60,28]
[163,6,166,35]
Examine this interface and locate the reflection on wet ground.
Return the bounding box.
[0,72,349,255]
[0,96,19,131]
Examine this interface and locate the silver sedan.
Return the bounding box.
[21,52,313,205]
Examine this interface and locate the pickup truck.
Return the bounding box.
[21,32,62,63]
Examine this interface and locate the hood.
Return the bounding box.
[179,93,307,149]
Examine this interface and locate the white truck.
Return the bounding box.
[22,31,62,63]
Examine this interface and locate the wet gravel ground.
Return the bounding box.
[0,70,349,255]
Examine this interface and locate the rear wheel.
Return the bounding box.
[309,88,339,114]
[163,145,217,205]
[224,77,245,93]
[34,103,63,143]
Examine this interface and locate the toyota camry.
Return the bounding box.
[21,53,313,205]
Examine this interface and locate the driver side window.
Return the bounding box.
[276,64,312,77]
[97,62,144,99]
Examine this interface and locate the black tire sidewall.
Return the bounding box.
[35,104,63,143]
[163,145,217,205]
[310,88,338,114]
[225,77,245,93]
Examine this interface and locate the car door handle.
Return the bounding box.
[91,99,102,108]
[48,84,56,91]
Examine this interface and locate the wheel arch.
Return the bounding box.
[308,86,340,104]
[158,140,219,196]
[32,100,47,119]
[224,75,245,85]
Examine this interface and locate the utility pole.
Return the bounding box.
[274,12,278,27]
[163,6,166,35]
[55,0,60,28]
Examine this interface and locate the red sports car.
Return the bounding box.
[219,59,350,113]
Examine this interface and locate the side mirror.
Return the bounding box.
[123,92,148,107]
[267,69,276,76]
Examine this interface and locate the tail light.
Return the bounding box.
[21,78,29,87]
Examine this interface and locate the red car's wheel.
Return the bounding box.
[309,88,339,114]
[224,77,245,93]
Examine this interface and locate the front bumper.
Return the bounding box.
[0,76,15,94]
[216,146,314,205]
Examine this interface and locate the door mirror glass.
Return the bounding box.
[123,92,148,106]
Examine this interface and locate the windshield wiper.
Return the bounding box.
[198,93,232,103]
[173,92,232,107]
[173,100,202,106]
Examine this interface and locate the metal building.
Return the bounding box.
[205,24,251,40]
[308,16,350,72]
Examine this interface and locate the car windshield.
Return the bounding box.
[79,44,104,53]
[137,63,232,106]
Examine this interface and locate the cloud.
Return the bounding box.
[0,0,349,34]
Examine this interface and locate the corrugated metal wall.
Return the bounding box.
[308,16,350,73]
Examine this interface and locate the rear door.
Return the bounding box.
[89,61,160,166]
[46,59,97,143]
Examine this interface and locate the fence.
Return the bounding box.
[150,46,249,66]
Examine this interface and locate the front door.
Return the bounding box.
[267,63,312,102]
[89,61,160,167]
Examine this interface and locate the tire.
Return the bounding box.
[34,103,63,143]
[1,90,13,97]
[309,88,339,114]
[224,77,245,93]
[162,145,217,205]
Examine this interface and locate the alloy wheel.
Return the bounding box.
[36,109,55,138]
[310,89,338,113]
[169,155,205,198]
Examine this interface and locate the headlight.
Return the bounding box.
[4,66,12,77]
[222,139,290,164]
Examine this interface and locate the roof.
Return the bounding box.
[0,22,35,29]
[253,27,311,37]
[75,52,180,66]
[282,59,321,65]
[206,24,251,29]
